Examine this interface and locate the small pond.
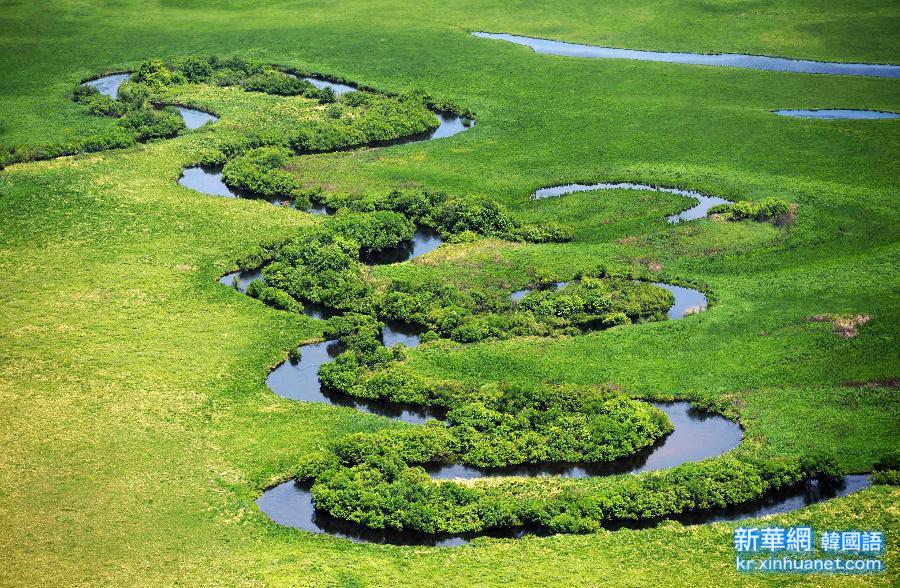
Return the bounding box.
[178,166,239,198]
[219,268,263,293]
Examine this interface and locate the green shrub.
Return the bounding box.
[419,330,439,343]
[84,94,127,117]
[729,200,756,220]
[515,222,574,243]
[76,129,137,153]
[707,198,790,223]
[316,86,337,104]
[72,84,99,103]
[178,56,214,82]
[116,81,149,110]
[872,470,900,485]
[328,211,416,253]
[755,197,790,220]
[873,450,900,471]
[242,69,312,96]
[799,451,845,482]
[324,313,384,347]
[602,312,631,327]
[245,280,304,313]
[132,59,180,90]
[262,232,372,312]
[308,452,808,535]
[706,203,732,215]
[221,146,310,208]
[117,106,185,140]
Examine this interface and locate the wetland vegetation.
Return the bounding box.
[1,1,898,586]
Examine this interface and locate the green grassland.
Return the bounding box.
[1,0,898,586]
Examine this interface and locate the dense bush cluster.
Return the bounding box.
[373,270,672,343]
[872,451,900,486]
[301,434,843,534]
[262,238,844,536]
[246,279,305,313]
[1,68,193,167]
[257,211,415,311]
[173,55,336,102]
[239,211,663,343]
[1,129,137,166]
[352,383,669,466]
[117,106,185,141]
[231,193,661,342]
[73,84,128,117]
[338,188,573,243]
[221,146,311,208]
[289,92,438,153]
[707,197,791,222]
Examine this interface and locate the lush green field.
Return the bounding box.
[1,0,898,585]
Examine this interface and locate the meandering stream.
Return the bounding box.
[184,69,871,546]
[773,109,899,119]
[472,32,900,78]
[256,474,871,546]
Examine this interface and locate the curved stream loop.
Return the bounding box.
[83,73,131,97]
[534,181,729,223]
[179,77,472,211]
[158,104,218,129]
[471,32,900,78]
[85,74,219,129]
[426,401,740,479]
[257,474,871,547]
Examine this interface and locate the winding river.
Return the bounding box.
[471,32,900,78]
[773,109,900,120]
[179,71,875,546]
[179,79,472,209]
[257,474,871,546]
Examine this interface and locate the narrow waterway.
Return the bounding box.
[472,32,900,78]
